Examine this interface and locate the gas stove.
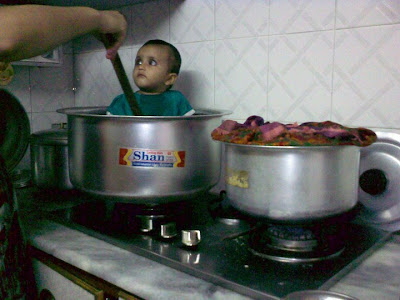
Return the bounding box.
[47,191,390,300]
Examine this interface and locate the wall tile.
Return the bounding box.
[269,0,335,34]
[74,48,134,107]
[268,31,334,123]
[2,66,31,113]
[333,25,400,128]
[130,0,169,46]
[73,35,104,55]
[215,38,268,120]
[31,112,67,133]
[336,0,400,29]
[170,0,215,43]
[215,0,269,39]
[120,6,134,47]
[174,42,215,110]
[30,54,74,112]
[62,41,73,54]
[73,6,133,53]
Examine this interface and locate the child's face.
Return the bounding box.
[133,44,176,94]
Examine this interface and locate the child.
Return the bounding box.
[107,39,195,116]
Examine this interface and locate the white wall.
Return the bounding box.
[3,43,74,170]
[5,0,400,170]
[74,0,400,130]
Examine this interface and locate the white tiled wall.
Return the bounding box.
[73,0,400,129]
[4,0,400,170]
[3,43,74,169]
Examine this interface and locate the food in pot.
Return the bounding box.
[212,115,377,147]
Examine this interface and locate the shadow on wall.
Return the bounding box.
[176,70,210,109]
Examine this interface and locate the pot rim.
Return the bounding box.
[57,106,232,120]
[220,141,362,150]
[30,128,68,145]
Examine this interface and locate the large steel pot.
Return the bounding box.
[58,106,230,204]
[223,143,361,222]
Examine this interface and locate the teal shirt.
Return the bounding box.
[107,90,195,116]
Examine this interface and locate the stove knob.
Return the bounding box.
[181,230,201,247]
[160,222,177,239]
[139,215,154,232]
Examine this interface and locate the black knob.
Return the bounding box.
[359,169,387,195]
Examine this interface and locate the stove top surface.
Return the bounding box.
[47,193,391,300]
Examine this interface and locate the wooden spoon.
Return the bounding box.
[102,34,142,115]
[109,53,142,116]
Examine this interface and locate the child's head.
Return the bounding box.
[133,39,181,94]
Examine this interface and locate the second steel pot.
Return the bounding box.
[223,143,361,222]
[30,128,73,190]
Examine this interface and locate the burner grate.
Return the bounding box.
[248,224,346,263]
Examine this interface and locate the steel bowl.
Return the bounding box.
[58,106,231,204]
[223,143,361,222]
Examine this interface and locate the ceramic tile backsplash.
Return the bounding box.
[130,0,169,46]
[6,0,400,170]
[170,0,215,43]
[333,24,400,128]
[71,0,400,130]
[174,42,215,109]
[3,66,31,113]
[215,0,269,39]
[215,37,268,120]
[31,112,67,133]
[268,31,334,123]
[73,6,133,53]
[336,0,400,28]
[30,54,74,112]
[74,47,134,107]
[4,46,74,170]
[269,0,335,34]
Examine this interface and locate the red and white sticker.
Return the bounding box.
[119,148,185,168]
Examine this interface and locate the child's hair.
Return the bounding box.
[142,39,182,75]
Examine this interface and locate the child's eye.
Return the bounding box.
[149,59,157,66]
[135,59,142,66]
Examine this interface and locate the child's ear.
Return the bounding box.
[165,73,178,86]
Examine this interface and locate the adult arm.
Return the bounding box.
[0,5,127,64]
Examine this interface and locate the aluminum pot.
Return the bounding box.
[58,106,231,204]
[30,128,73,190]
[223,143,361,222]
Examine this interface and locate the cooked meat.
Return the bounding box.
[211,116,377,147]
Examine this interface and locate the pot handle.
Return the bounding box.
[359,168,388,196]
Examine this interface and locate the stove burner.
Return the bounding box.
[107,201,191,236]
[248,224,346,263]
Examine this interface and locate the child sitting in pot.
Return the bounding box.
[107,39,195,116]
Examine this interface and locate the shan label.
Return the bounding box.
[119,148,186,168]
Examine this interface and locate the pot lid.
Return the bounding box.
[357,131,400,231]
[31,128,68,145]
[0,89,30,173]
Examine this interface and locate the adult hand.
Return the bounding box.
[96,10,128,60]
